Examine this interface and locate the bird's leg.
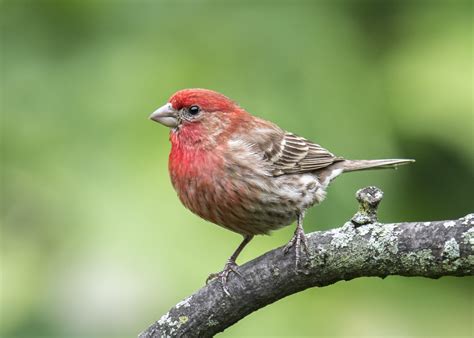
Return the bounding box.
[283,211,309,268]
[206,234,253,296]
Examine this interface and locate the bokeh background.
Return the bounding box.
[1,0,473,337]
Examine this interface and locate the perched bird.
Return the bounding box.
[150,88,414,295]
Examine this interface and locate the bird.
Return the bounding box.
[149,88,414,295]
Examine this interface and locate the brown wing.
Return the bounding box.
[248,123,342,176]
[227,117,343,176]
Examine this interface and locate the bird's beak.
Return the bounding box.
[149,103,178,128]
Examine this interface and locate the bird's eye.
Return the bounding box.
[188,105,200,115]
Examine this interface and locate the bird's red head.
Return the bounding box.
[149,88,247,136]
[150,89,250,148]
[169,88,237,113]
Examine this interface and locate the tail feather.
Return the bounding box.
[342,159,415,172]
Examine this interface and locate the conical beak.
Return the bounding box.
[149,103,178,128]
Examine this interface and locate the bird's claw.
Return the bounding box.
[283,226,309,269]
[206,260,242,296]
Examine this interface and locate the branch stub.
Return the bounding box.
[351,186,383,227]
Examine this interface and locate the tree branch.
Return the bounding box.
[139,186,474,338]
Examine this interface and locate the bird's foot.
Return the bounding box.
[283,226,309,269]
[206,259,243,296]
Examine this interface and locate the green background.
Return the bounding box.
[1,1,473,337]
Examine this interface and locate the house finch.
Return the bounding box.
[150,88,414,295]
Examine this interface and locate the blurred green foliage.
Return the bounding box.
[1,1,473,337]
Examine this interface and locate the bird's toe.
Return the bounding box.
[283,228,310,269]
[205,260,243,296]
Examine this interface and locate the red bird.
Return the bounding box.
[150,88,413,295]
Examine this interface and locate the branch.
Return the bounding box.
[139,186,474,338]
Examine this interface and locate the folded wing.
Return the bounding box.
[242,121,343,176]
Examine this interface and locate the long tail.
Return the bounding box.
[342,159,415,172]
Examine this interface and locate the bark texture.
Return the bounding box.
[139,187,474,338]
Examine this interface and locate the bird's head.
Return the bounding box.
[149,89,243,132]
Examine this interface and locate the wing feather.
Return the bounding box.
[261,130,342,176]
[228,119,343,176]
